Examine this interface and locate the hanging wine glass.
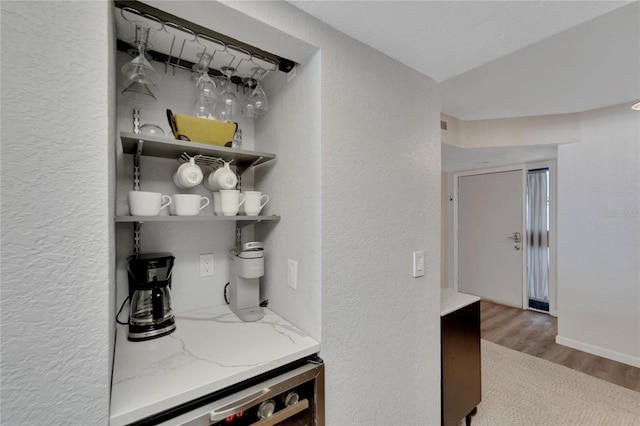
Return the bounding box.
[192,53,217,118]
[121,24,159,103]
[212,66,238,122]
[249,67,268,115]
[241,78,258,120]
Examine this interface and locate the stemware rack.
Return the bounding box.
[114,0,295,85]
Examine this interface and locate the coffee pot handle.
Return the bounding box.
[152,287,164,321]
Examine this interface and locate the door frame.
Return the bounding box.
[453,162,557,316]
[453,165,527,308]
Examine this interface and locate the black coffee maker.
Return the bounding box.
[127,253,176,341]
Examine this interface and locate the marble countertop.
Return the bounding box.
[109,305,320,426]
[441,288,481,316]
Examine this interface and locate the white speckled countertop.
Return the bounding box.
[440,288,481,317]
[109,305,320,426]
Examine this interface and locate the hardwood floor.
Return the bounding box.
[480,300,640,392]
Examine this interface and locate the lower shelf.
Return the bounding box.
[115,215,280,223]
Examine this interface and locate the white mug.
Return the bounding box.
[204,162,237,191]
[173,194,210,216]
[220,190,245,216]
[212,192,222,216]
[128,191,171,216]
[173,158,203,189]
[242,191,269,216]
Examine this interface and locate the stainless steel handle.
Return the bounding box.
[508,232,522,243]
[209,388,270,422]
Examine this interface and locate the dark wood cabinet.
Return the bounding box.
[441,300,481,426]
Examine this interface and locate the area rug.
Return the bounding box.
[465,340,640,426]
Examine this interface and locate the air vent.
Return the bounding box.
[440,120,448,131]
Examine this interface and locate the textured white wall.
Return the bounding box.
[557,103,640,367]
[218,2,442,425]
[1,2,113,424]
[255,52,322,340]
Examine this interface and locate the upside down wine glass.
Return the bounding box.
[121,25,159,103]
[212,66,239,122]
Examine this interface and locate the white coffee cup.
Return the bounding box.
[220,190,245,216]
[173,158,203,189]
[242,191,269,216]
[128,191,171,216]
[212,192,222,216]
[173,194,210,216]
[204,162,237,191]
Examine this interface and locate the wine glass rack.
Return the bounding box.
[114,0,295,85]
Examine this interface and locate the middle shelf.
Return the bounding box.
[115,215,280,223]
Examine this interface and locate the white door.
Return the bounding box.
[457,170,524,307]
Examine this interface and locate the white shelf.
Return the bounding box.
[120,132,276,172]
[115,215,280,223]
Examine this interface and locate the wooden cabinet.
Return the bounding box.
[441,300,481,426]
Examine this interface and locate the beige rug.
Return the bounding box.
[464,340,640,426]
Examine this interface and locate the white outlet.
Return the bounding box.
[287,259,297,290]
[200,253,214,277]
[413,250,425,278]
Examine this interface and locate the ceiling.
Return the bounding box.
[287,0,639,170]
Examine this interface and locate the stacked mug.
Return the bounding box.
[205,162,241,216]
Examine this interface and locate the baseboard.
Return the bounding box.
[555,335,640,368]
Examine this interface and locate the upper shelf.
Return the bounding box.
[120,132,276,171]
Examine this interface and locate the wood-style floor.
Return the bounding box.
[480,300,640,392]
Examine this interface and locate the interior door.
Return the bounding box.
[457,170,524,307]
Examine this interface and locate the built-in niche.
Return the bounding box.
[113,1,322,340]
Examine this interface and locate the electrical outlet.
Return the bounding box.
[200,253,214,277]
[287,259,297,290]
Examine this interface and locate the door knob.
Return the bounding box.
[514,246,521,251]
[508,232,522,243]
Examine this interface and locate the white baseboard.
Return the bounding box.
[556,335,640,368]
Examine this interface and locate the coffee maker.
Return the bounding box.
[229,242,265,322]
[127,253,176,341]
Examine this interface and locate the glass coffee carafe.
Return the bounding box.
[127,253,176,341]
[130,285,174,326]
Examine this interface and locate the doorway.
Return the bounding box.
[453,163,556,315]
[455,167,526,307]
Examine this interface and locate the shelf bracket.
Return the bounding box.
[235,222,242,247]
[238,156,264,175]
[133,140,143,191]
[133,222,142,254]
[132,108,143,191]
[133,108,141,134]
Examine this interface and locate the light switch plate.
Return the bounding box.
[200,253,214,277]
[287,259,297,290]
[413,251,425,278]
